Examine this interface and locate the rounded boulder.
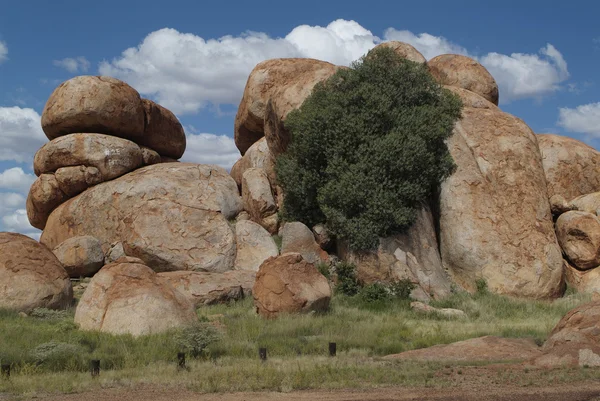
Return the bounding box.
[556,211,600,270]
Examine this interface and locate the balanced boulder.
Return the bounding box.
[74,257,198,336]
[159,270,256,307]
[428,54,499,105]
[280,221,327,264]
[41,163,242,273]
[556,211,600,270]
[52,236,105,278]
[0,233,72,312]
[439,108,563,298]
[234,220,279,271]
[242,168,278,233]
[230,138,275,188]
[42,76,145,141]
[253,253,331,318]
[26,174,68,229]
[443,86,499,110]
[139,99,186,159]
[368,41,426,64]
[234,58,339,155]
[537,134,600,201]
[54,165,102,197]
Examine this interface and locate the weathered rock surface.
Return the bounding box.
[537,134,600,201]
[139,99,186,159]
[234,220,279,271]
[556,211,600,270]
[52,236,104,278]
[410,301,467,319]
[564,260,600,294]
[443,86,499,110]
[235,58,339,155]
[312,224,332,250]
[54,165,102,197]
[242,168,278,232]
[253,253,331,318]
[42,76,145,141]
[230,138,275,188]
[0,233,72,312]
[105,242,126,264]
[34,134,143,179]
[569,192,600,215]
[159,270,256,307]
[41,163,242,273]
[339,206,452,301]
[428,54,499,105]
[140,147,161,166]
[75,257,198,336]
[439,108,564,299]
[550,194,575,215]
[280,221,327,264]
[535,300,600,367]
[385,336,542,362]
[27,174,68,229]
[369,41,427,64]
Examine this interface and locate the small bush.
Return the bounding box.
[29,308,70,320]
[276,46,462,251]
[315,262,331,280]
[389,279,416,300]
[334,261,360,296]
[360,283,390,303]
[175,323,222,358]
[475,279,489,296]
[29,341,86,371]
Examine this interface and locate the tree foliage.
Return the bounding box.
[276,46,462,250]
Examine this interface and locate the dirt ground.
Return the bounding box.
[25,383,600,401]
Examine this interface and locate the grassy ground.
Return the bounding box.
[0,288,592,396]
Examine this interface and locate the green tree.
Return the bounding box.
[276,46,462,250]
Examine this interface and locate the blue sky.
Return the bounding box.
[0,0,599,238]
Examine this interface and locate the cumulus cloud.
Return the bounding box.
[0,167,36,193]
[558,103,600,137]
[100,20,570,114]
[0,41,7,63]
[2,208,40,240]
[53,56,91,73]
[181,130,240,170]
[480,44,569,103]
[0,107,47,163]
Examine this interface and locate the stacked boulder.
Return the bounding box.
[231,42,569,301]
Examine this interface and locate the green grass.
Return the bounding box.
[0,290,592,396]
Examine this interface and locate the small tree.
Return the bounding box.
[276,47,462,250]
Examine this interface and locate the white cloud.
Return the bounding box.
[2,208,40,239]
[181,131,240,170]
[99,20,570,114]
[383,29,469,60]
[480,44,569,103]
[0,41,7,63]
[53,56,90,73]
[0,107,47,163]
[558,102,600,137]
[0,167,36,193]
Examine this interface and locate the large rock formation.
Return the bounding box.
[428,55,499,105]
[535,300,600,367]
[159,270,256,307]
[537,134,600,201]
[0,233,72,312]
[75,257,198,336]
[253,253,331,318]
[439,107,564,299]
[234,58,339,155]
[234,220,279,271]
[556,211,600,270]
[338,206,452,301]
[41,163,242,273]
[42,76,146,141]
[139,99,186,159]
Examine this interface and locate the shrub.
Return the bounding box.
[29,308,70,320]
[360,283,390,303]
[29,341,86,371]
[174,323,222,358]
[475,278,489,296]
[315,262,331,280]
[389,279,416,300]
[334,261,360,296]
[276,46,462,250]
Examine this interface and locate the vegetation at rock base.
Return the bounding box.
[276,46,463,250]
[0,290,592,395]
